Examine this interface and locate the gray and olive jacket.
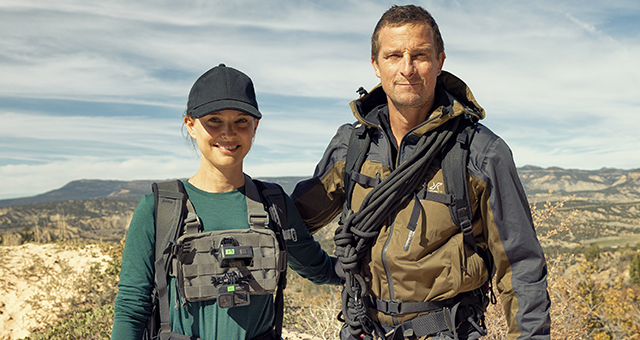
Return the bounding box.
[292,71,551,339]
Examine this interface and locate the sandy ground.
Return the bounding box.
[0,243,324,340]
[0,243,112,340]
[281,329,324,340]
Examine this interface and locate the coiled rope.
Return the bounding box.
[334,116,461,338]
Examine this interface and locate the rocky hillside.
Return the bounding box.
[1,168,639,247]
[0,177,306,209]
[0,198,136,244]
[1,168,640,339]
[0,242,347,340]
[0,243,114,340]
[0,177,306,245]
[519,166,640,202]
[0,180,155,208]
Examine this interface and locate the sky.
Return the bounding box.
[1,0,639,199]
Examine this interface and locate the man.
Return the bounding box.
[292,4,550,340]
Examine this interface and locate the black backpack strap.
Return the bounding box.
[151,180,201,340]
[343,122,373,210]
[252,178,289,339]
[442,120,477,253]
[441,118,495,280]
[253,180,288,239]
[153,180,187,262]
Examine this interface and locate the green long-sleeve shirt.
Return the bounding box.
[112,180,340,340]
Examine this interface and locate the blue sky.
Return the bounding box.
[1,0,639,199]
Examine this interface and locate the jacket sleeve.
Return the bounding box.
[472,124,551,339]
[291,123,352,233]
[111,194,156,340]
[284,194,342,285]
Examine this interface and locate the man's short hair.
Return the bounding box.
[371,5,444,61]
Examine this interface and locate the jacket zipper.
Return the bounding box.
[381,217,399,325]
[366,108,445,326]
[376,123,400,325]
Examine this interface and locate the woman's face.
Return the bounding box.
[185,109,258,173]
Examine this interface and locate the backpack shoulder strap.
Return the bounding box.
[253,180,288,235]
[251,176,289,339]
[151,180,195,340]
[442,119,477,253]
[343,122,373,210]
[153,180,187,261]
[441,118,495,277]
[244,174,270,231]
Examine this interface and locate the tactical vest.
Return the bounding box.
[145,175,288,340]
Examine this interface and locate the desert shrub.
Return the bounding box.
[630,252,640,285]
[283,221,343,339]
[585,244,601,267]
[530,190,578,243]
[13,192,640,340]
[283,270,342,340]
[484,190,640,339]
[483,248,640,339]
[24,305,115,340]
[0,232,21,246]
[21,241,123,340]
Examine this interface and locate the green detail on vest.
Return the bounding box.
[144,174,289,340]
[175,226,285,303]
[172,176,287,305]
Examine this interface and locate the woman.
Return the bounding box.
[111,64,341,340]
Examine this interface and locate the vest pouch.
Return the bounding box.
[175,228,285,304]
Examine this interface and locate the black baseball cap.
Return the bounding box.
[186,64,262,119]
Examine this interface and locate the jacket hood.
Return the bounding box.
[349,71,485,132]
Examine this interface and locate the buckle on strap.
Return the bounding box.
[459,218,472,235]
[249,212,269,229]
[184,212,201,234]
[381,300,402,315]
[370,297,443,315]
[392,308,454,339]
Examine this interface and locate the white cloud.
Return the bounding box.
[434,1,640,172]
[0,112,186,155]
[1,0,639,198]
[0,107,343,198]
[0,0,380,102]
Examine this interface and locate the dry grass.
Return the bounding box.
[3,191,640,339]
[282,191,640,339]
[0,242,118,340]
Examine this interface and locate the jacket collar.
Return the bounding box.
[349,71,485,136]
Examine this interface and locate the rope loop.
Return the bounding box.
[336,116,463,339]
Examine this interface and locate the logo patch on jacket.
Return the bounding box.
[428,181,444,193]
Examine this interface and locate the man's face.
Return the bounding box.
[372,24,445,115]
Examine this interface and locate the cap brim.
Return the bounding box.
[190,99,262,119]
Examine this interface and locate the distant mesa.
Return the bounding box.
[0,176,309,208]
[1,167,640,208]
